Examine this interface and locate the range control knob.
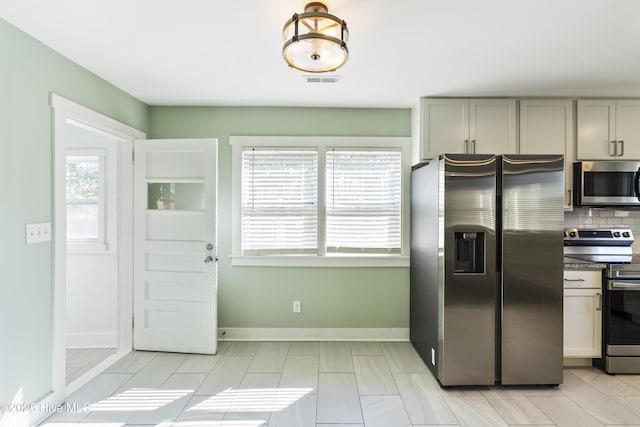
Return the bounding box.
[564,231,568,237]
[569,231,577,238]
[613,231,621,237]
[623,231,630,237]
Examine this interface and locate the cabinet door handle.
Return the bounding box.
[619,140,625,157]
[471,139,477,153]
[564,278,585,282]
[567,189,572,207]
[609,140,617,157]
[464,139,469,154]
[596,292,602,311]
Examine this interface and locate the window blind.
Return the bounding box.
[326,149,401,254]
[241,148,318,255]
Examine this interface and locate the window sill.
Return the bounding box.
[230,255,410,268]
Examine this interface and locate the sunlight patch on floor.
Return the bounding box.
[189,387,313,412]
[88,388,192,411]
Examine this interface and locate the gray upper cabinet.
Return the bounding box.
[577,100,640,160]
[413,98,517,163]
[519,99,574,210]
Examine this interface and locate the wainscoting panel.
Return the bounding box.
[66,254,118,348]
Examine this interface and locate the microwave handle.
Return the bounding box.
[635,167,640,201]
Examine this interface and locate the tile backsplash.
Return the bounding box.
[565,208,640,253]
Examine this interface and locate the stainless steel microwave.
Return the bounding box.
[574,161,640,206]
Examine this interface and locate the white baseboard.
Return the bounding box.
[218,327,409,342]
[66,332,117,348]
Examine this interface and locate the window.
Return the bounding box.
[242,148,318,255]
[326,149,401,254]
[66,152,104,243]
[231,137,410,267]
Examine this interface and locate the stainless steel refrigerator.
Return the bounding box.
[410,154,564,386]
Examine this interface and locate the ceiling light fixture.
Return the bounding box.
[282,2,349,73]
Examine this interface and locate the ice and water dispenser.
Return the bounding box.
[454,232,485,274]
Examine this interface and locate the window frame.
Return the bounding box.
[230,136,411,267]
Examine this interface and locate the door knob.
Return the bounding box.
[206,243,214,251]
[205,255,214,264]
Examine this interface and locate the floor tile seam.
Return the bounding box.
[73,372,134,408]
[230,369,281,422]
[525,390,602,427]
[617,377,640,394]
[314,351,321,426]
[590,375,640,396]
[611,394,640,418]
[438,386,477,426]
[178,352,225,375]
[479,387,552,426]
[156,369,206,391]
[172,394,216,422]
[353,353,395,374]
[215,341,230,356]
[253,342,291,361]
[559,374,640,423]
[316,371,363,424]
[350,364,366,426]
[106,350,160,374]
[387,371,430,426]
[352,354,399,395]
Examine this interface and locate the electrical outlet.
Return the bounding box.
[26,222,52,244]
[293,300,301,313]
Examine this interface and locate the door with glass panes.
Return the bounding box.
[133,138,217,354]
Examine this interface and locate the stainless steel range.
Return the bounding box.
[564,228,640,374]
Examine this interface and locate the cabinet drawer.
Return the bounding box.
[563,269,603,289]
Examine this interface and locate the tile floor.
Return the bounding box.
[41,341,640,426]
[66,348,117,385]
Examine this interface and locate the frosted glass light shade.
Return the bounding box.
[282,2,349,73]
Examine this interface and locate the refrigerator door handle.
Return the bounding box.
[634,166,640,201]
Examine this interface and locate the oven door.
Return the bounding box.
[575,161,640,206]
[606,280,640,354]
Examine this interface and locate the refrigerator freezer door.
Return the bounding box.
[501,154,564,385]
[441,154,497,385]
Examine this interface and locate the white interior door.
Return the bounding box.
[134,138,218,354]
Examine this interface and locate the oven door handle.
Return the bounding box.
[635,166,640,201]
[608,281,640,290]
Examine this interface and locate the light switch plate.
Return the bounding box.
[26,222,52,244]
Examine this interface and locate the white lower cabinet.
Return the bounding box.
[563,270,602,358]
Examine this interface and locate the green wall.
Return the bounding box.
[0,18,148,404]
[0,14,412,408]
[149,107,411,330]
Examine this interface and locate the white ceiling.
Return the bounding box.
[2,0,640,108]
